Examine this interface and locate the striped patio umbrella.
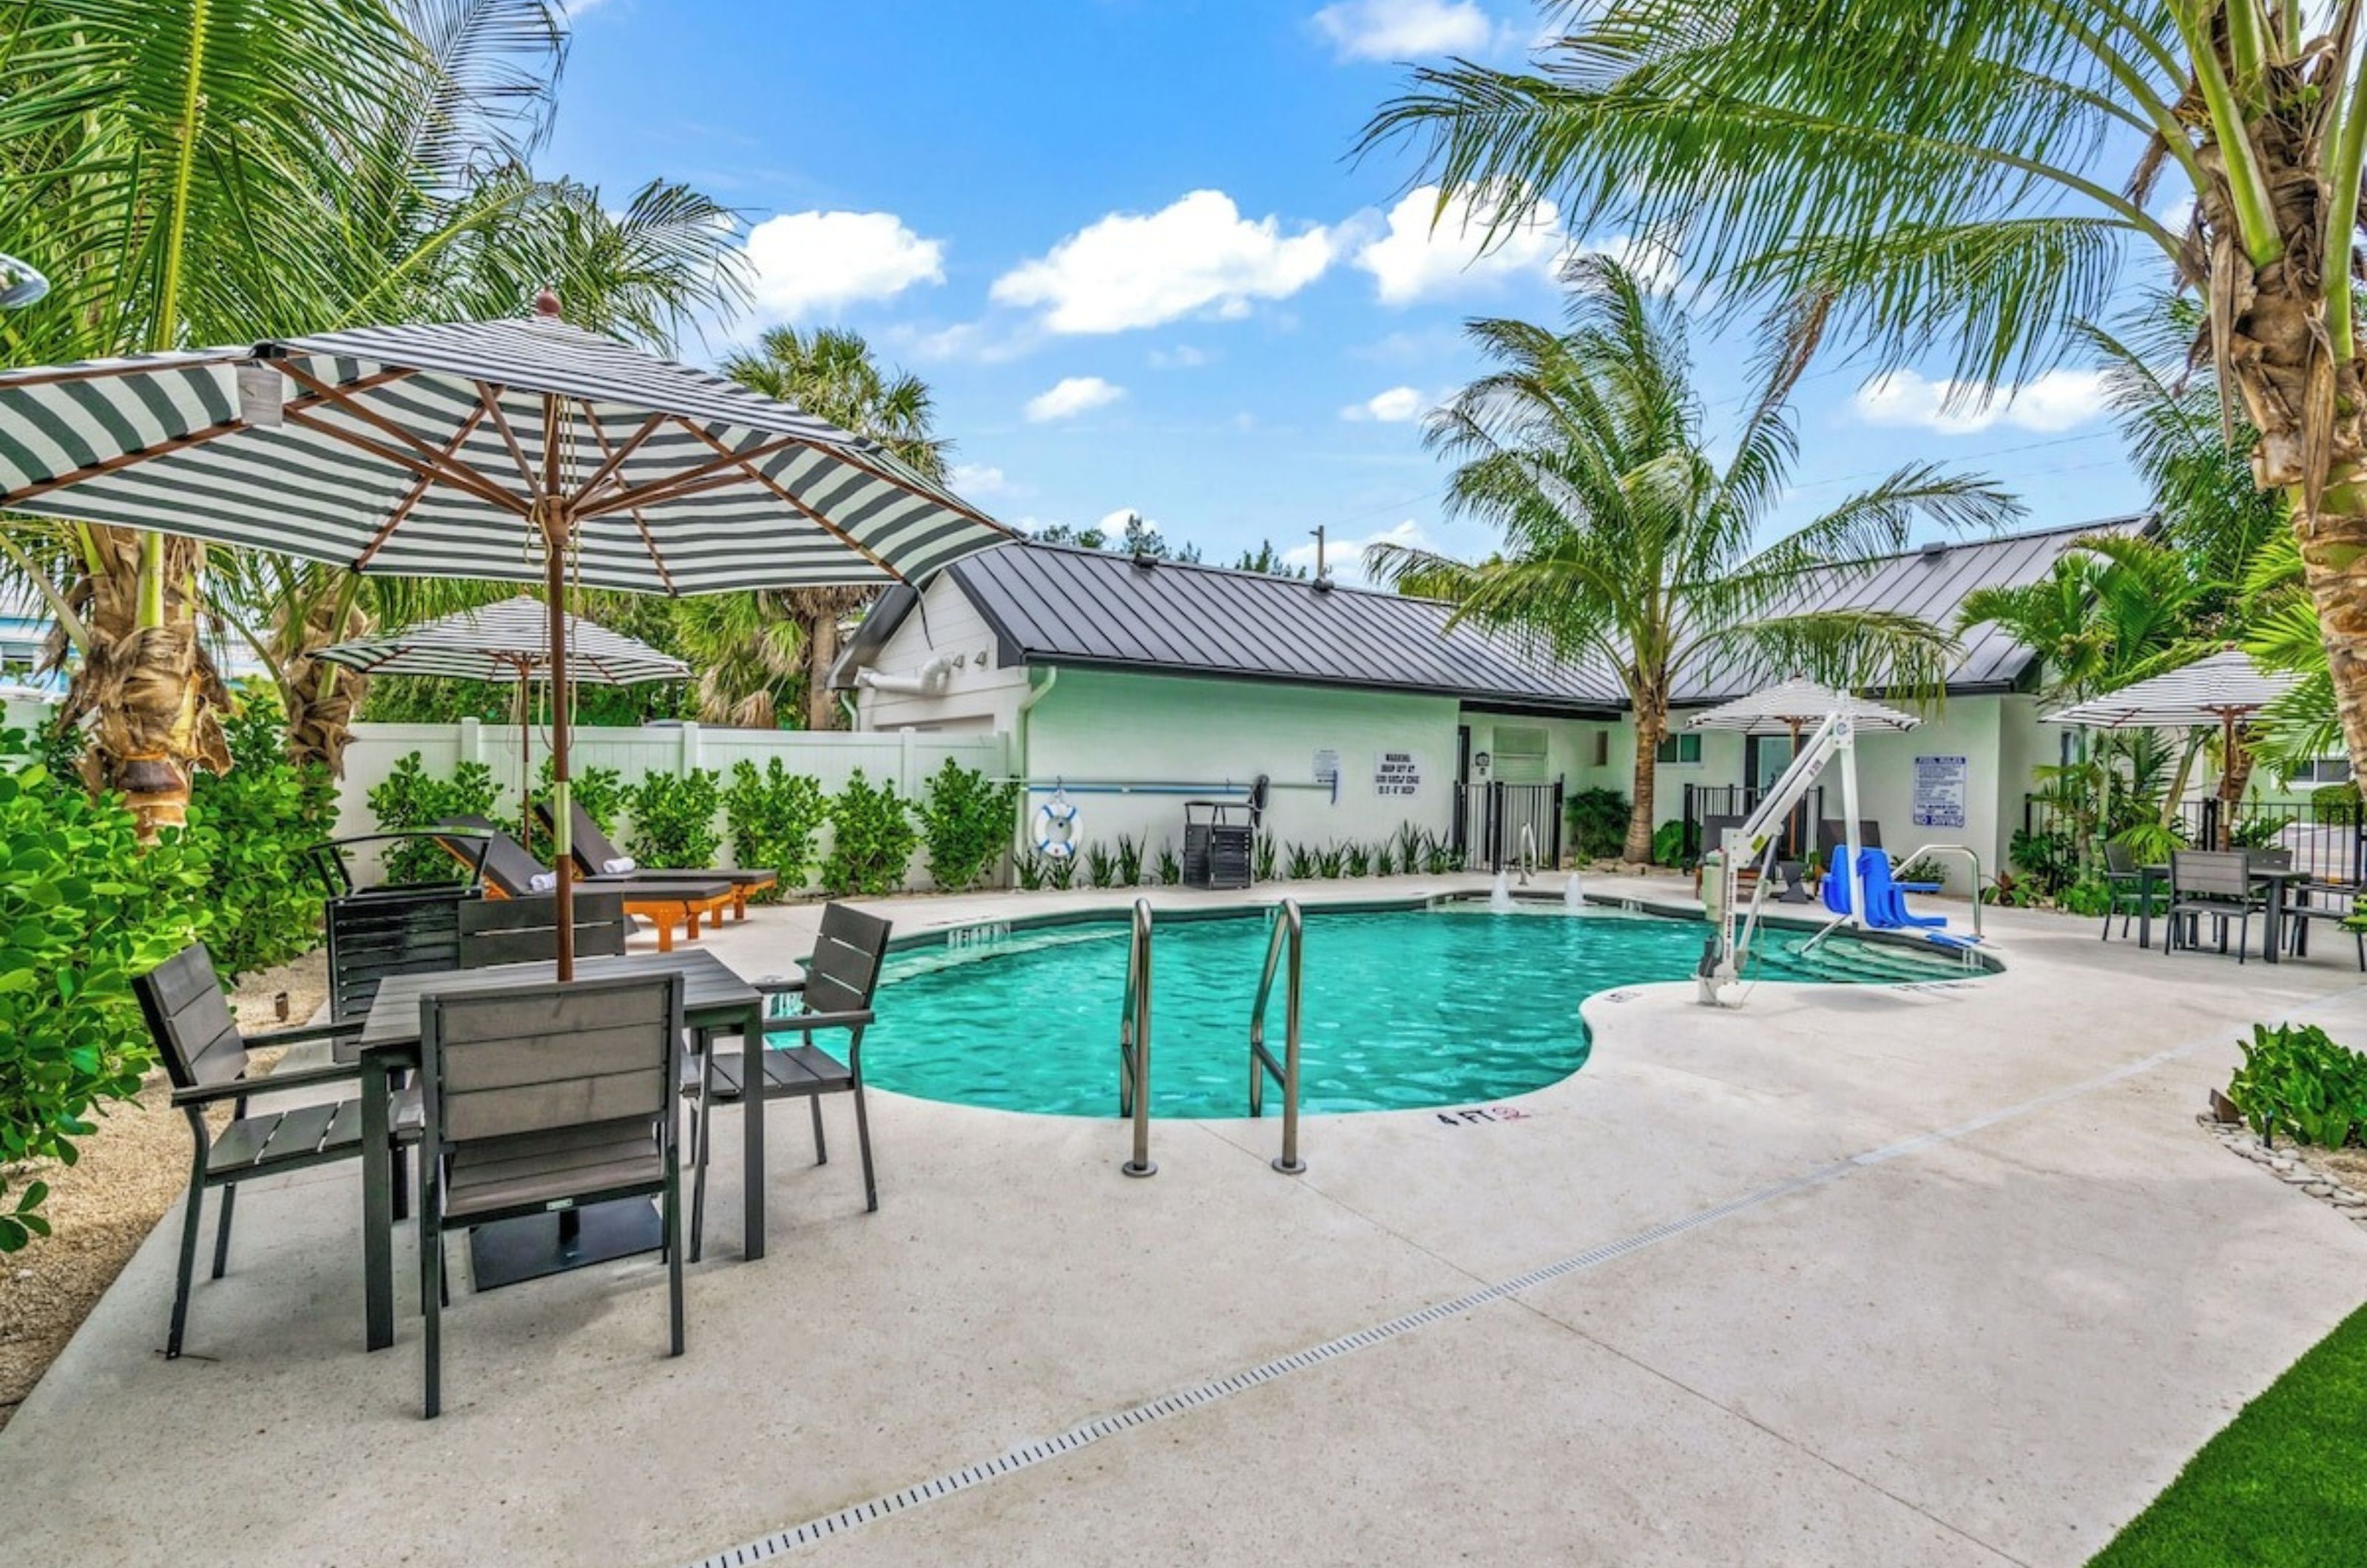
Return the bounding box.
[317,597,687,854]
[2043,648,2299,849]
[0,297,1011,971]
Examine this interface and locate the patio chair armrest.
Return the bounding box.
[243,1016,368,1050]
[167,1057,363,1108]
[752,973,807,997]
[760,1007,873,1036]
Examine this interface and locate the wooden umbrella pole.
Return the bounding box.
[541,388,575,979]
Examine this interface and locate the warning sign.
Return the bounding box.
[1374,751,1422,798]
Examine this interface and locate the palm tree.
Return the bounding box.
[0,1,745,817]
[715,326,950,730]
[1363,1,2367,800]
[1367,258,2005,862]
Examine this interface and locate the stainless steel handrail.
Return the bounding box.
[1117,898,1156,1177]
[1895,843,1985,937]
[1246,899,1306,1175]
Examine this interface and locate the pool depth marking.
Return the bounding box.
[681,988,2363,1568]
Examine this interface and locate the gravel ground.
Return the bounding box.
[0,949,327,1430]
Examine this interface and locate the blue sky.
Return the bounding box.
[543,0,2152,581]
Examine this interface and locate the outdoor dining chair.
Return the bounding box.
[2164,850,2259,962]
[133,943,419,1359]
[457,891,630,966]
[415,973,686,1419]
[2098,840,2161,941]
[682,904,891,1262]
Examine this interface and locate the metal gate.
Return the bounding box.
[1455,779,1565,871]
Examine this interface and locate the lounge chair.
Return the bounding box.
[132,943,420,1359]
[683,903,890,1261]
[2165,850,2257,962]
[416,973,686,1419]
[537,800,778,920]
[434,817,735,953]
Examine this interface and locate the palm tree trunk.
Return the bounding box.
[274,584,371,774]
[57,526,230,836]
[2295,501,2367,783]
[1624,698,1664,864]
[803,609,843,732]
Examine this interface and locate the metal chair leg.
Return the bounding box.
[851,1083,878,1214]
[422,1195,443,1420]
[167,1162,206,1359]
[664,1154,686,1358]
[209,1181,237,1280]
[809,1093,828,1165]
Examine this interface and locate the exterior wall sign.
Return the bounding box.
[1314,748,1340,798]
[1374,749,1422,798]
[1912,754,1968,830]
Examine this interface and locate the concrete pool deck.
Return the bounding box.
[4,873,2363,1566]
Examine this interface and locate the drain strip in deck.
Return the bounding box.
[684,1007,2342,1567]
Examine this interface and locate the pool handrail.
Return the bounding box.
[1894,843,1985,937]
[1246,899,1307,1175]
[1117,898,1156,1177]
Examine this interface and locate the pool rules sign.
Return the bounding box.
[1912,754,1968,830]
[1374,750,1422,798]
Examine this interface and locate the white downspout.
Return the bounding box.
[1010,666,1058,876]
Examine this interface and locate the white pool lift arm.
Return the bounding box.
[1697,708,1865,1006]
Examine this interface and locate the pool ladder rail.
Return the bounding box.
[1116,898,1156,1177]
[1247,899,1307,1175]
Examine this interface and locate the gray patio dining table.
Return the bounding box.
[2135,862,2312,964]
[355,948,767,1351]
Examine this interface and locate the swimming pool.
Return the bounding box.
[857,902,1980,1118]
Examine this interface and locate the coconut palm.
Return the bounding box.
[1367,258,2005,862]
[1363,0,2367,797]
[713,327,950,730]
[0,1,744,811]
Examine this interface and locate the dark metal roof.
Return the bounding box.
[834,542,1625,710]
[837,518,2149,712]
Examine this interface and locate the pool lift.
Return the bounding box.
[1695,707,1979,1007]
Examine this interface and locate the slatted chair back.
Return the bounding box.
[132,944,249,1093]
[459,892,629,967]
[2246,846,2294,872]
[2171,850,2252,901]
[420,975,682,1154]
[2102,840,2138,878]
[434,815,547,898]
[541,800,630,873]
[328,884,471,1019]
[800,904,891,1016]
[1816,819,1884,861]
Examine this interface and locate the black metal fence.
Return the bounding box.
[1456,779,1564,871]
[1680,782,1826,864]
[2020,794,2366,885]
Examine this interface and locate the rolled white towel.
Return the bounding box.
[601,856,637,875]
[528,871,556,893]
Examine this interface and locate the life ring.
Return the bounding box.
[1034,790,1080,859]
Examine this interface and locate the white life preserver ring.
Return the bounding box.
[1034,791,1080,859]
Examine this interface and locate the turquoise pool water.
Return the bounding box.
[857,902,1979,1118]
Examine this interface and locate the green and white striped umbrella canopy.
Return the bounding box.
[0,312,1010,593]
[316,596,688,686]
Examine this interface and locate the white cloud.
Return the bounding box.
[1342,385,1425,422]
[1024,376,1126,422]
[1851,368,2107,436]
[1150,344,1212,368]
[1284,518,1432,587]
[1354,183,1570,305]
[992,190,1337,334]
[740,211,944,320]
[1312,0,1496,60]
[948,462,1009,496]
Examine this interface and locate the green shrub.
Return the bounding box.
[366,751,501,885]
[1114,834,1145,886]
[1651,819,1686,867]
[0,739,211,1249]
[721,759,827,896]
[1285,842,1314,879]
[822,769,917,896]
[1374,840,1397,877]
[1395,822,1424,871]
[1157,842,1183,885]
[2008,825,2077,896]
[914,759,1019,891]
[1254,833,1278,882]
[186,697,336,981]
[2226,1024,2367,1149]
[2056,874,2113,918]
[2309,784,2362,827]
[620,768,722,870]
[1566,787,1630,862]
[1343,841,1373,877]
[1081,841,1118,888]
[529,757,625,841]
[2231,817,2286,849]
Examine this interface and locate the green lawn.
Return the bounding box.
[2091,1300,2367,1566]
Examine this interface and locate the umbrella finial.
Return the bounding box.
[533,288,562,320]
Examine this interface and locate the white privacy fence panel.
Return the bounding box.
[336,721,1010,890]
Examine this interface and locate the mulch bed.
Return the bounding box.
[0,950,325,1430]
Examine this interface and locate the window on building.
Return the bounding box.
[1493,725,1550,783]
[2288,756,2356,787]
[1655,733,1702,766]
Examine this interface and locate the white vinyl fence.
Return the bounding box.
[336,720,1010,891]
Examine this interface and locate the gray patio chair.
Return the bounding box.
[458,891,630,966]
[132,942,419,1359]
[683,904,891,1262]
[2283,879,2367,969]
[416,973,686,1419]
[2165,850,2257,962]
[2098,840,2162,941]
[1816,818,1883,862]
